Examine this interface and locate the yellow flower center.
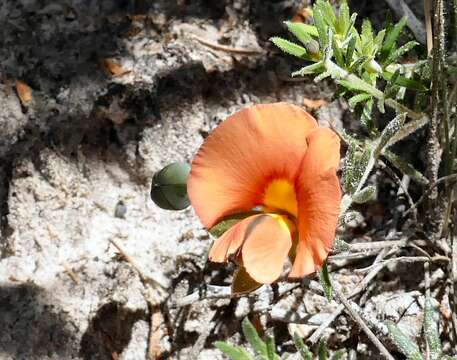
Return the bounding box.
[268,213,296,234]
[262,179,298,218]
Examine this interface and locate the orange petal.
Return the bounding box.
[288,242,316,277]
[188,103,318,228]
[242,215,292,284]
[289,128,341,278]
[208,215,261,262]
[303,127,341,173]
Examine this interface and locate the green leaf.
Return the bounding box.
[374,29,386,51]
[332,36,345,66]
[345,35,356,66]
[361,19,375,55]
[292,61,325,77]
[331,350,347,360]
[284,21,318,44]
[349,55,367,73]
[336,1,350,35]
[334,237,350,252]
[242,318,267,357]
[318,338,329,360]
[348,93,372,109]
[361,98,374,130]
[384,69,401,99]
[316,0,337,27]
[382,71,427,92]
[318,262,333,301]
[386,322,423,360]
[424,297,442,360]
[342,210,364,225]
[215,341,253,360]
[385,115,428,149]
[343,141,372,194]
[265,336,280,360]
[315,71,332,82]
[386,41,418,65]
[347,12,358,38]
[293,333,313,360]
[384,150,428,185]
[380,17,407,62]
[336,75,380,98]
[374,113,406,156]
[352,185,376,203]
[270,37,308,58]
[313,8,329,50]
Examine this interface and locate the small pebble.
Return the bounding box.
[115,200,127,218]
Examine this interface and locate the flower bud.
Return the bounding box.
[150,162,191,210]
[365,58,382,74]
[305,39,319,54]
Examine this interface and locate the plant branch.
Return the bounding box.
[333,283,395,360]
[424,0,433,54]
[425,0,446,238]
[383,0,427,45]
[308,249,389,344]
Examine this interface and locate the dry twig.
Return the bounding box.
[333,284,395,360]
[148,305,164,360]
[109,237,168,291]
[308,248,390,344]
[109,238,169,358]
[62,262,81,284]
[383,0,427,44]
[354,255,449,273]
[190,34,262,55]
[425,0,446,238]
[450,232,457,343]
[424,0,433,53]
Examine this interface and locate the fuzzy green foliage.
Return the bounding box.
[318,262,333,301]
[386,297,457,359]
[215,318,346,359]
[271,0,426,130]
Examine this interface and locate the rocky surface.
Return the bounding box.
[0,0,430,359]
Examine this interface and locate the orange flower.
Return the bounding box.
[188,103,341,284]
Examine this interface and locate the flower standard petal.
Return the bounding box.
[289,128,341,278]
[241,215,292,284]
[188,103,318,228]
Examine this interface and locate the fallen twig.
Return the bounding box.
[308,249,390,344]
[147,304,164,360]
[355,255,449,273]
[424,0,433,53]
[173,282,300,308]
[333,284,395,360]
[109,237,168,290]
[62,262,81,284]
[190,34,262,55]
[109,237,169,357]
[174,285,234,307]
[383,0,427,45]
[450,233,457,344]
[332,239,427,255]
[404,174,457,217]
[109,237,168,307]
